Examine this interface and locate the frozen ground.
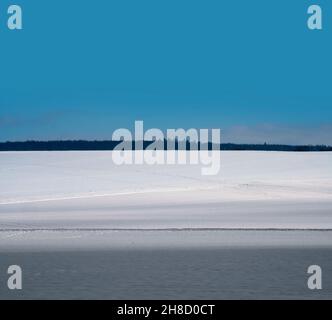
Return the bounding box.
[1,229,332,252]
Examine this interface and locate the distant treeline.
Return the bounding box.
[0,140,331,152]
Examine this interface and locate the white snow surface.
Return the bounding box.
[0,151,332,230]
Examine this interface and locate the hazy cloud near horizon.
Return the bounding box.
[222,124,332,146]
[1,117,331,146]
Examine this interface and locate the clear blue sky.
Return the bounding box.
[0,0,331,144]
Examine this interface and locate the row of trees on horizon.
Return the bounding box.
[0,140,331,152]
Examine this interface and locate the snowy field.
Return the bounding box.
[1,151,332,299]
[0,151,332,231]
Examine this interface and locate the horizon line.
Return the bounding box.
[0,140,331,148]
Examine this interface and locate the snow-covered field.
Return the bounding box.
[1,151,332,299]
[0,151,332,231]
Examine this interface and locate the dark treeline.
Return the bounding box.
[0,140,331,152]
[220,143,332,152]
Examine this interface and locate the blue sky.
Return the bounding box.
[0,0,331,144]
